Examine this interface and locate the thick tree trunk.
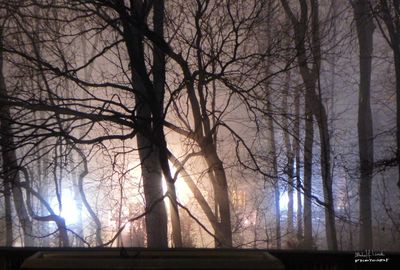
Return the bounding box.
[117,0,169,248]
[137,133,168,247]
[352,0,374,250]
[202,144,232,247]
[0,26,13,246]
[396,52,400,190]
[153,0,182,248]
[303,93,314,249]
[3,180,12,245]
[0,29,34,247]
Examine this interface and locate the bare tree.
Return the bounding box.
[0,24,34,246]
[281,0,338,250]
[374,1,400,190]
[0,24,13,246]
[282,71,295,241]
[351,0,375,250]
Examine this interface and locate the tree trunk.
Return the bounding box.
[266,97,281,249]
[73,147,103,246]
[396,49,400,190]
[303,92,314,249]
[294,89,303,242]
[282,73,294,240]
[153,0,182,247]
[137,132,168,248]
[0,25,13,247]
[3,180,12,246]
[352,0,375,250]
[0,28,34,247]
[117,0,169,248]
[202,144,233,247]
[281,0,337,250]
[263,0,281,249]
[20,171,69,247]
[315,102,337,250]
[378,0,400,189]
[168,151,225,242]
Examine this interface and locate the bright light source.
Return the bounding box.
[162,176,191,204]
[52,189,80,226]
[162,165,192,204]
[279,191,298,212]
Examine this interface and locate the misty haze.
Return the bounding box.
[0,0,400,261]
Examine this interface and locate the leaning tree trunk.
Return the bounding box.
[153,0,182,247]
[315,99,337,250]
[352,0,375,250]
[303,89,314,249]
[201,143,233,248]
[310,0,337,250]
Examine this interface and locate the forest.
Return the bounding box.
[0,0,399,251]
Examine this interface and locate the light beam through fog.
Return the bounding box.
[52,189,80,226]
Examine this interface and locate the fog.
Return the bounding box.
[0,0,399,251]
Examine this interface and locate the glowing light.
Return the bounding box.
[161,163,192,204]
[162,176,192,204]
[52,189,80,226]
[175,179,191,204]
[279,191,298,212]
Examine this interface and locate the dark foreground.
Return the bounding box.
[0,247,399,270]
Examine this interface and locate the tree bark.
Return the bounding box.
[117,0,169,248]
[294,89,303,242]
[262,0,281,249]
[377,0,400,189]
[168,151,225,244]
[266,95,281,249]
[281,0,338,250]
[114,0,187,248]
[3,180,12,246]
[201,143,233,247]
[0,25,13,247]
[303,90,314,249]
[153,0,182,247]
[282,73,294,240]
[0,27,34,247]
[352,0,375,250]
